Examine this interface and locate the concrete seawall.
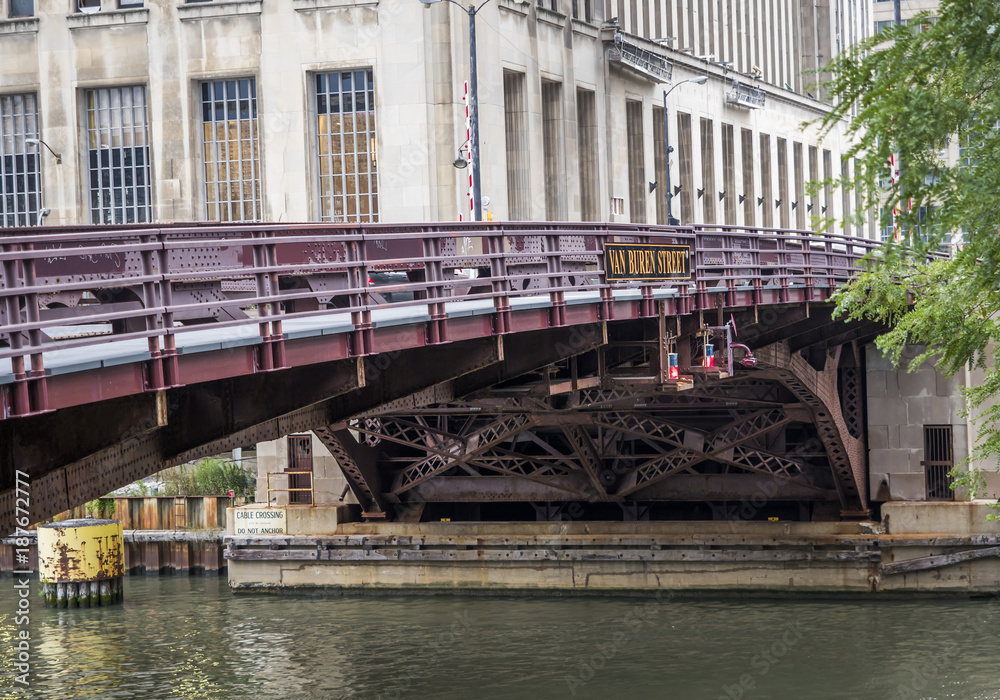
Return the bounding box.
[226,502,1000,596]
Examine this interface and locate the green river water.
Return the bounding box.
[2,576,1000,699]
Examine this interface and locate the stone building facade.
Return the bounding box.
[0,0,872,233]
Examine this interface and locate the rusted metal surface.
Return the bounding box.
[37,519,124,583]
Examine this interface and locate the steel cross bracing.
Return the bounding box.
[332,359,847,511]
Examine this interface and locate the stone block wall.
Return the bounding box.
[867,344,1000,501]
[255,433,356,507]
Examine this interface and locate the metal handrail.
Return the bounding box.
[265,470,314,506]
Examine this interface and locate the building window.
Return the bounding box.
[700,118,715,224]
[652,105,668,224]
[576,88,599,221]
[119,0,144,7]
[823,148,833,232]
[776,138,788,229]
[759,133,772,228]
[503,71,529,220]
[626,100,645,224]
[808,145,819,224]
[200,78,261,222]
[841,157,852,236]
[9,0,34,17]
[541,81,563,221]
[793,142,804,229]
[677,112,694,224]
[316,69,378,223]
[721,123,736,225]
[0,93,40,228]
[741,128,755,227]
[923,425,954,501]
[86,86,152,225]
[77,0,100,12]
[875,19,903,33]
[879,207,895,242]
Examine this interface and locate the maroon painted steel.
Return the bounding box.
[0,222,878,419]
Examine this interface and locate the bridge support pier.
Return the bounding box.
[38,519,125,608]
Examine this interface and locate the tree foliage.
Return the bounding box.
[816,1,1000,479]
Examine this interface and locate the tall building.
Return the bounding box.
[0,0,872,234]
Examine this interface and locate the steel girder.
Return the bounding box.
[755,341,868,513]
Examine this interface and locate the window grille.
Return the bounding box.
[576,88,598,221]
[759,134,772,228]
[287,435,313,505]
[0,93,40,227]
[503,71,529,220]
[626,100,646,224]
[741,129,755,226]
[86,86,152,225]
[700,118,715,224]
[923,425,954,500]
[200,78,261,222]
[316,69,378,223]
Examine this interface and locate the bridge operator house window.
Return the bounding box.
[316,69,378,223]
[0,93,41,227]
[200,78,261,222]
[86,87,152,225]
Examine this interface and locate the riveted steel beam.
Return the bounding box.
[756,341,867,512]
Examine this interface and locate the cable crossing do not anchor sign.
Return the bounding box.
[604,242,691,281]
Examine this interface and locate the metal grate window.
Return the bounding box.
[86,87,152,225]
[0,93,40,227]
[200,78,261,222]
[287,434,313,505]
[503,71,529,221]
[626,100,645,224]
[316,69,378,223]
[576,88,598,221]
[923,425,954,500]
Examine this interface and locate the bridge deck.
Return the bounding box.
[0,284,823,385]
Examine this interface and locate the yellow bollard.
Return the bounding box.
[37,519,124,608]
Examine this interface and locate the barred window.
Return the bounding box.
[316,69,378,223]
[86,86,152,225]
[0,93,40,227]
[201,78,261,222]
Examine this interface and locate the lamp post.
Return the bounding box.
[25,137,60,227]
[419,0,491,221]
[662,76,707,226]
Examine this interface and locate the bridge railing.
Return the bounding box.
[0,221,880,416]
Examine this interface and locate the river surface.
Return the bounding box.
[2,576,1000,699]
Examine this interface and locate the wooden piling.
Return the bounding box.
[38,519,125,608]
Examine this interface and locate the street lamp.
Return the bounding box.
[662,76,707,226]
[419,0,491,221]
[25,137,61,164]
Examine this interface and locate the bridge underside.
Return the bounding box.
[1,301,874,531]
[319,307,872,522]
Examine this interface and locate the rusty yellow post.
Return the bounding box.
[37,519,125,608]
